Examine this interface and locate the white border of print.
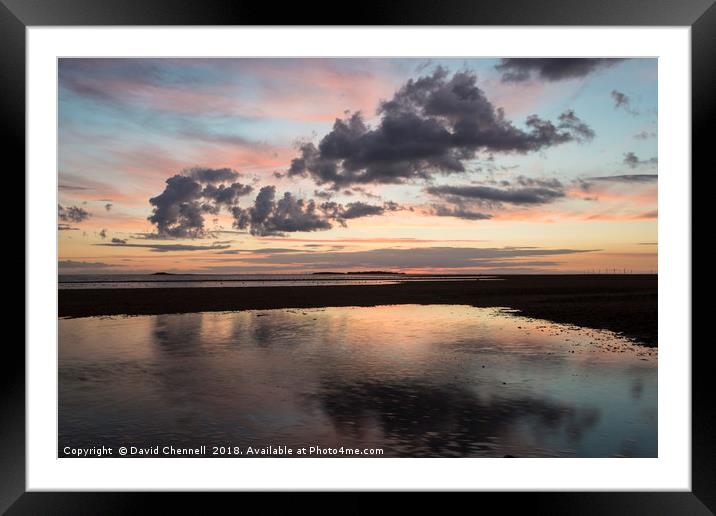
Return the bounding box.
[27,27,690,491]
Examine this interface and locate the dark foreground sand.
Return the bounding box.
[59,274,657,346]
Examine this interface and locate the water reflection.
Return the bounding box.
[59,305,657,457]
[314,379,601,457]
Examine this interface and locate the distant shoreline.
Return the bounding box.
[311,271,406,275]
[58,275,657,347]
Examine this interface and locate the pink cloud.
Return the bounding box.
[62,59,403,123]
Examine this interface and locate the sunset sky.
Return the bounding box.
[58,58,657,274]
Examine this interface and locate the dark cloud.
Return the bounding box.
[495,58,624,82]
[59,260,116,269]
[350,186,382,200]
[148,175,205,237]
[634,130,656,140]
[216,247,302,255]
[515,176,563,189]
[235,246,597,270]
[147,167,252,238]
[331,201,385,219]
[95,242,231,252]
[426,176,565,219]
[58,204,91,223]
[254,247,306,254]
[611,89,629,108]
[554,110,595,140]
[576,174,657,194]
[313,189,334,200]
[623,152,658,169]
[320,201,402,226]
[426,184,565,206]
[201,182,254,208]
[230,186,401,237]
[132,229,246,240]
[431,205,493,220]
[231,186,332,237]
[185,166,240,184]
[611,90,638,115]
[585,174,657,183]
[288,68,594,188]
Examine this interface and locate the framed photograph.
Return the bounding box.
[8,0,711,511]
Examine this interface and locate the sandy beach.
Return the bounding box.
[58,274,657,346]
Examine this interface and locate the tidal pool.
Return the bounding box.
[59,305,657,457]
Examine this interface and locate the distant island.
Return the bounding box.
[312,271,406,275]
[151,272,175,275]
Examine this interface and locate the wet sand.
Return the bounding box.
[58,274,657,346]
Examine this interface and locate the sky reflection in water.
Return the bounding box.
[59,305,657,457]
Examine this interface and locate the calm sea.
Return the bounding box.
[59,305,657,458]
[58,273,498,289]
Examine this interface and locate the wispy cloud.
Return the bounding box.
[226,246,598,270]
[59,260,116,269]
[95,242,231,252]
[584,174,657,184]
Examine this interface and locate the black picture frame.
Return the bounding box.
[5,0,711,512]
